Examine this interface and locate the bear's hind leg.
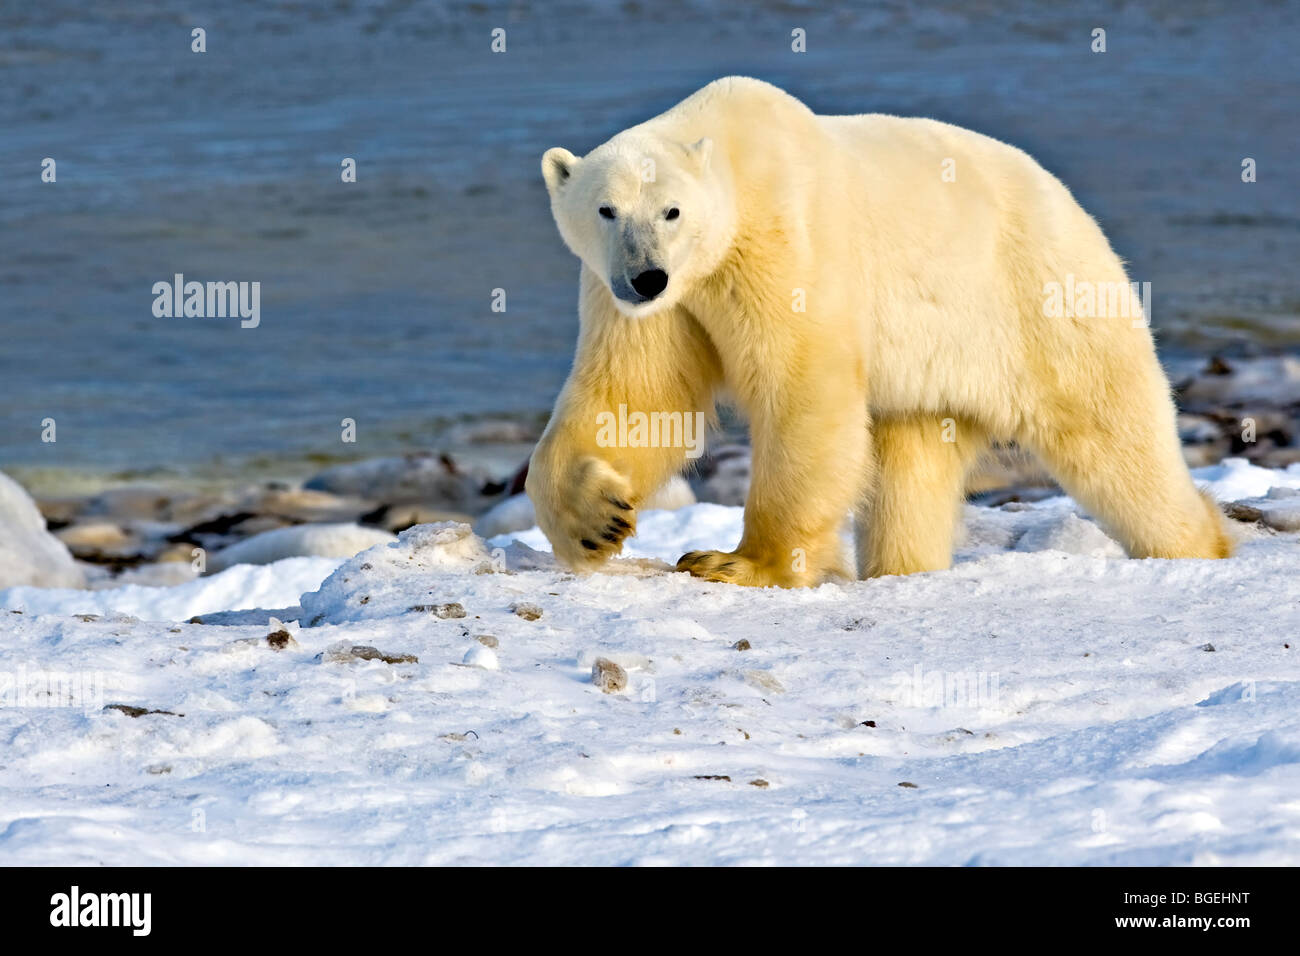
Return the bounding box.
[1023,401,1232,560]
[857,415,987,577]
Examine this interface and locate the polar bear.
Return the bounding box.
[527,76,1231,586]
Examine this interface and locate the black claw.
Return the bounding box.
[580,538,599,551]
[608,496,633,511]
[610,515,631,530]
[601,531,620,543]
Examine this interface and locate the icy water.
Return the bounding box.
[2,0,1297,487]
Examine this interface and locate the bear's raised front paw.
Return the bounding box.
[676,550,784,587]
[532,456,637,567]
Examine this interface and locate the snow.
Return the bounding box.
[208,523,396,572]
[0,558,339,621]
[1194,457,1300,500]
[0,471,84,589]
[0,459,1298,865]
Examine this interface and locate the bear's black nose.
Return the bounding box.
[629,269,669,300]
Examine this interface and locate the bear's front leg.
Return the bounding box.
[526,445,639,568]
[677,364,869,587]
[528,267,721,570]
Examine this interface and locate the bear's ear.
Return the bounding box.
[684,137,713,171]
[542,147,579,194]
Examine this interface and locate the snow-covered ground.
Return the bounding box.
[1,458,1298,865]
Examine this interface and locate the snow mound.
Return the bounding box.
[1014,512,1125,558]
[1195,457,1300,501]
[208,522,396,572]
[300,521,500,626]
[0,471,85,589]
[0,556,339,621]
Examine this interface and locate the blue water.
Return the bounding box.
[2,0,1297,483]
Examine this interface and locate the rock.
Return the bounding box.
[1178,355,1300,407]
[207,523,397,572]
[1182,443,1229,469]
[511,602,543,621]
[323,643,418,665]
[1223,502,1263,523]
[733,639,752,651]
[54,521,133,551]
[691,444,752,506]
[363,503,476,533]
[1259,446,1300,469]
[154,542,200,564]
[266,618,298,650]
[1177,413,1225,444]
[240,486,377,524]
[168,510,276,550]
[1229,409,1294,454]
[970,485,1062,507]
[304,452,495,510]
[476,634,499,648]
[1204,355,1233,375]
[104,704,182,718]
[1224,496,1300,532]
[79,486,198,521]
[53,521,151,564]
[408,602,466,618]
[591,657,627,693]
[0,471,86,589]
[443,419,538,445]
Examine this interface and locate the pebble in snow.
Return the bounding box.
[511,602,543,621]
[409,602,466,619]
[591,657,627,694]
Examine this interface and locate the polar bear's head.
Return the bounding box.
[541,134,733,317]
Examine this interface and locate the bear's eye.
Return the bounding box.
[598,206,615,220]
[665,207,680,221]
